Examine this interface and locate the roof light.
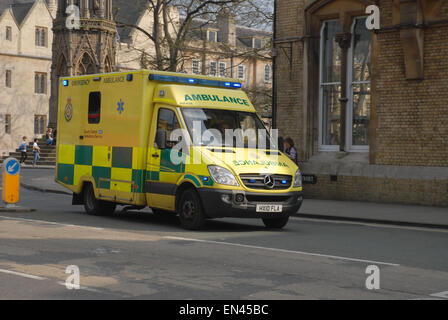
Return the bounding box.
[148,74,243,89]
[62,80,69,86]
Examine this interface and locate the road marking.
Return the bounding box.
[56,281,104,294]
[290,216,448,233]
[0,268,46,280]
[163,236,400,267]
[0,268,115,296]
[0,215,104,231]
[430,291,448,299]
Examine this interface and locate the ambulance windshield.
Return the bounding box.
[181,108,278,149]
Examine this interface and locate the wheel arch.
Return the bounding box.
[175,181,199,213]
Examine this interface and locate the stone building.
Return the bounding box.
[0,0,116,155]
[48,0,117,127]
[0,0,55,156]
[273,0,448,206]
[113,0,273,124]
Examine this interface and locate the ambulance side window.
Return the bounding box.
[88,92,101,124]
[156,108,180,149]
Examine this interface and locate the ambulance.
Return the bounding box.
[55,70,303,230]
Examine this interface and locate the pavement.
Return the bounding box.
[3,168,448,229]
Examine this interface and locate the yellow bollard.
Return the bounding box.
[2,158,20,205]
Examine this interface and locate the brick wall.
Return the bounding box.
[303,174,448,207]
[374,3,448,167]
[274,0,448,206]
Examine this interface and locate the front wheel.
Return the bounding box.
[177,189,205,230]
[262,216,289,229]
[83,183,116,216]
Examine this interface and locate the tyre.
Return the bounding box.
[177,189,205,230]
[262,216,289,229]
[83,183,116,216]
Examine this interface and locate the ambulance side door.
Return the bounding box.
[146,105,185,210]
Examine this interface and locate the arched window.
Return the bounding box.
[35,74,39,93]
[318,17,371,151]
[56,54,68,77]
[34,73,47,94]
[41,29,46,47]
[76,53,96,75]
[264,64,271,83]
[35,28,40,46]
[104,55,112,73]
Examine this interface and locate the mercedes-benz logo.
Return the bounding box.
[264,175,275,189]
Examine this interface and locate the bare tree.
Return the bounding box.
[116,0,245,71]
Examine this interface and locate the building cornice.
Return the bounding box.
[0,52,52,61]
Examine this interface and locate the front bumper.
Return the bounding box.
[197,188,303,219]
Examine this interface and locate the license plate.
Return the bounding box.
[256,204,283,213]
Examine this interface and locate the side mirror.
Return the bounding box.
[155,128,167,149]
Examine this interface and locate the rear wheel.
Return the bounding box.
[262,216,289,229]
[83,183,116,216]
[177,189,205,230]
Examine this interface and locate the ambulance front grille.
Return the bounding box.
[239,174,292,190]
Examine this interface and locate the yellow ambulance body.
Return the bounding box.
[55,70,303,229]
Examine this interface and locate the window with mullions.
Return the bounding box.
[219,62,227,77]
[209,61,217,76]
[349,18,371,148]
[319,20,342,148]
[192,60,201,75]
[34,115,46,134]
[34,73,47,94]
[264,64,271,83]
[35,27,47,47]
[318,17,371,151]
[6,26,12,41]
[5,114,11,134]
[238,65,245,80]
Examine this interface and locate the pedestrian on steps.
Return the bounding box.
[32,138,41,168]
[19,136,27,165]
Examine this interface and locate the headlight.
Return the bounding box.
[208,165,239,186]
[293,168,302,188]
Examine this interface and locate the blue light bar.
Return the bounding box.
[62,80,69,86]
[149,74,242,89]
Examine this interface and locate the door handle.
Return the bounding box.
[152,153,159,158]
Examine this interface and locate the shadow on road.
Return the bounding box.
[64,208,273,233]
